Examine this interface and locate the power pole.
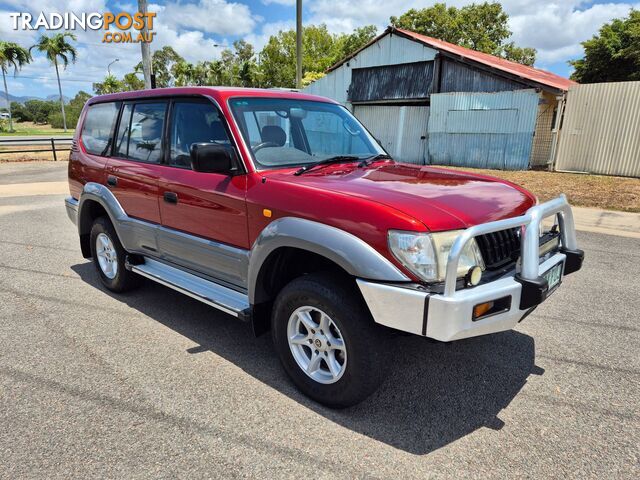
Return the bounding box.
[295,0,302,89]
[139,0,152,89]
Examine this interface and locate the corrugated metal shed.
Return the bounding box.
[304,34,438,107]
[428,89,539,169]
[349,62,433,103]
[555,81,640,178]
[440,58,526,93]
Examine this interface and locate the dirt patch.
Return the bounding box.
[0,146,69,162]
[446,167,640,213]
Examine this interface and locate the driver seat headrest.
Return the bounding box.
[261,125,286,147]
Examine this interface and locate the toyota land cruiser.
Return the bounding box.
[65,87,584,407]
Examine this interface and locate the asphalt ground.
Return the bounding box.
[0,162,638,478]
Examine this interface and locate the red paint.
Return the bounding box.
[69,87,537,281]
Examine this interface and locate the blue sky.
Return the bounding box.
[0,0,638,99]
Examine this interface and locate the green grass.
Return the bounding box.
[0,121,74,136]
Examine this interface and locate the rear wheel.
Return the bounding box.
[272,273,390,408]
[90,216,140,292]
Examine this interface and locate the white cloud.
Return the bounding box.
[508,2,640,63]
[261,0,296,5]
[244,20,295,52]
[162,0,258,36]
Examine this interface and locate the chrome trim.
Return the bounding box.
[444,195,577,296]
[130,258,249,318]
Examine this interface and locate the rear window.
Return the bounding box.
[114,102,167,163]
[81,102,121,156]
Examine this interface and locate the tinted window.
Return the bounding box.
[229,98,383,169]
[81,102,120,155]
[169,101,231,168]
[115,102,166,163]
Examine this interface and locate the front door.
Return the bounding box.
[156,98,249,288]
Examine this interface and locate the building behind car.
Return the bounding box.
[304,27,575,170]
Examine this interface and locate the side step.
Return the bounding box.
[128,257,251,320]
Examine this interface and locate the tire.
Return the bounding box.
[89,216,140,293]
[271,272,390,408]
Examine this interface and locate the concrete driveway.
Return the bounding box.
[0,162,638,478]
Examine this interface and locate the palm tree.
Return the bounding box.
[92,75,123,95]
[30,33,77,132]
[0,41,31,132]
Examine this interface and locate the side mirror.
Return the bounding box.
[190,143,238,174]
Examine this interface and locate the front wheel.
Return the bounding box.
[271,273,390,408]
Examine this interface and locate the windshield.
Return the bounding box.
[228,97,385,170]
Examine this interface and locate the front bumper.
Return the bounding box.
[65,196,79,225]
[357,195,584,342]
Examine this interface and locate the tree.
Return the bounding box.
[260,24,351,88]
[390,2,536,65]
[172,60,195,86]
[134,46,183,87]
[30,33,77,131]
[49,90,91,129]
[93,74,124,95]
[122,72,144,91]
[10,101,30,122]
[0,41,31,131]
[570,10,640,83]
[23,99,57,124]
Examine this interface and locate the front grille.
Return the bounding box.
[476,227,521,270]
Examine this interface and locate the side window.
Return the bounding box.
[115,102,166,163]
[169,101,231,168]
[80,102,121,156]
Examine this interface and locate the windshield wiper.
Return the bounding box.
[357,153,392,167]
[294,156,361,176]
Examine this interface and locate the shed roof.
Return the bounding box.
[328,27,576,93]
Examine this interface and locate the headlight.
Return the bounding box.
[388,230,485,283]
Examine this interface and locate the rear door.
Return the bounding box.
[156,98,249,288]
[106,100,168,224]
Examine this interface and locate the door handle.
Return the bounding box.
[106,175,117,187]
[164,192,178,204]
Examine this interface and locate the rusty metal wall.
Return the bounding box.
[427,89,539,170]
[555,81,640,178]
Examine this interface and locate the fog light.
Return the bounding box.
[467,266,483,286]
[473,301,494,319]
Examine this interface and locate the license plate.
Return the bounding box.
[543,261,563,293]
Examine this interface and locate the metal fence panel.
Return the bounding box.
[555,81,640,178]
[427,89,539,170]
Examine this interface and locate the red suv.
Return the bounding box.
[65,87,583,407]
